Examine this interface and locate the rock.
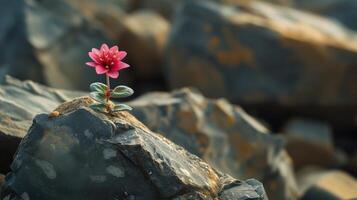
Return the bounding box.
[282,119,340,169]
[317,1,357,31]
[129,0,183,19]
[0,97,267,200]
[0,174,4,186]
[0,76,83,173]
[25,0,121,90]
[64,0,128,39]
[297,169,357,200]
[291,0,357,31]
[1,0,133,90]
[0,0,45,83]
[118,10,170,78]
[0,173,4,194]
[129,88,298,200]
[346,150,357,177]
[165,0,357,106]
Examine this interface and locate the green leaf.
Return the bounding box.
[90,82,107,93]
[112,104,132,112]
[111,86,134,98]
[90,92,106,103]
[89,103,107,112]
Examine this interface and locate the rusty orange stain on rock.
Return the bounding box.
[209,36,221,49]
[215,28,256,67]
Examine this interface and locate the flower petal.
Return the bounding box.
[110,46,118,53]
[107,70,119,78]
[95,66,109,74]
[86,62,97,67]
[118,51,127,60]
[111,61,129,71]
[89,52,100,63]
[101,43,109,52]
[92,48,100,54]
[118,61,130,69]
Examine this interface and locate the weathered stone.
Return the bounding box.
[1,0,133,90]
[297,169,357,200]
[0,76,83,173]
[290,0,357,31]
[0,0,45,83]
[0,173,4,194]
[25,0,126,90]
[346,150,357,177]
[165,0,357,107]
[117,10,170,78]
[283,119,340,169]
[0,97,267,200]
[64,0,128,39]
[129,88,298,200]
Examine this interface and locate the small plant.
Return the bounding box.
[86,43,133,113]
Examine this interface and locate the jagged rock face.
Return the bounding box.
[129,88,298,200]
[0,76,84,173]
[165,0,357,107]
[0,97,267,200]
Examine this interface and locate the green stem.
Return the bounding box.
[106,74,110,103]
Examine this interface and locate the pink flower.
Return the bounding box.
[86,44,129,78]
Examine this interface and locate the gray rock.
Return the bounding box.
[0,0,44,83]
[282,119,340,169]
[0,76,83,173]
[0,0,132,90]
[0,97,267,200]
[24,0,117,90]
[129,88,298,200]
[0,173,4,195]
[165,0,357,107]
[297,168,357,200]
[291,0,357,31]
[118,10,170,78]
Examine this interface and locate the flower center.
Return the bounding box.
[105,65,109,69]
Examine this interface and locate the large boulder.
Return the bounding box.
[165,0,357,107]
[297,168,357,200]
[24,0,119,90]
[129,88,298,200]
[0,97,268,200]
[0,76,83,173]
[0,0,134,90]
[117,10,170,79]
[290,0,357,31]
[0,0,44,83]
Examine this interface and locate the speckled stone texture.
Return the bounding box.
[0,97,267,200]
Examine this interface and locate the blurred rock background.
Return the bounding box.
[0,0,357,199]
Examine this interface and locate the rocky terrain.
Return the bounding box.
[1,77,356,199]
[0,0,357,199]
